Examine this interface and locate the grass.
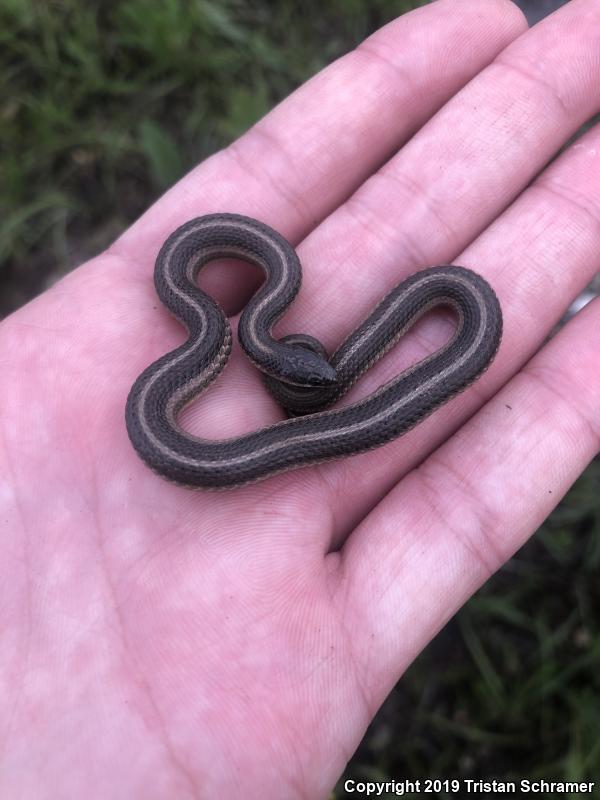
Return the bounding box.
[2,0,599,788]
[0,0,425,314]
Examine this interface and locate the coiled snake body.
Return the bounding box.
[125,213,502,489]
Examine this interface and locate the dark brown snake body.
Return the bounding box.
[125,213,502,488]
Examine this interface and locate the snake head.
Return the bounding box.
[275,344,337,388]
[271,333,337,388]
[240,330,337,388]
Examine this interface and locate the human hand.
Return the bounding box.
[1,1,599,797]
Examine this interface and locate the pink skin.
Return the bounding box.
[1,0,599,797]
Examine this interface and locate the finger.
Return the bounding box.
[109,0,525,282]
[335,296,599,704]
[278,0,600,520]
[318,119,600,533]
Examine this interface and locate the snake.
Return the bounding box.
[125,213,502,489]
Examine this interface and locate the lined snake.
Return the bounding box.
[125,213,502,488]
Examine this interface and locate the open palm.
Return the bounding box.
[1,1,599,797]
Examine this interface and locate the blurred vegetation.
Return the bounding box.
[0,0,425,314]
[1,0,598,789]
